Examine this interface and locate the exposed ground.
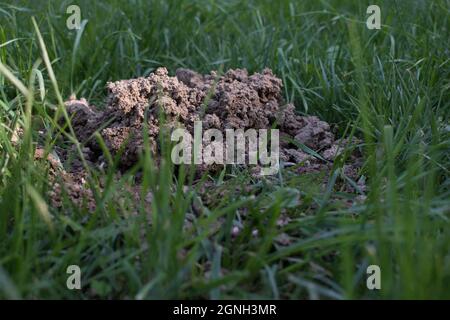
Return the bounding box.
[36,67,364,222]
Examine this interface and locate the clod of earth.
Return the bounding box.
[65,68,358,167]
[39,67,364,209]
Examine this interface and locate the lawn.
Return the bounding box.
[0,0,449,299]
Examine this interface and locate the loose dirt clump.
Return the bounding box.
[65,67,356,168]
[34,148,96,211]
[52,67,364,208]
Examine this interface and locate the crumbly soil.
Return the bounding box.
[36,67,364,210]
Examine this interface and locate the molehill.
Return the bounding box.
[65,68,357,168]
[40,67,363,209]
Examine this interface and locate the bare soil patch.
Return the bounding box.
[37,67,364,209]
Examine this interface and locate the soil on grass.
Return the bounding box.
[35,67,364,210]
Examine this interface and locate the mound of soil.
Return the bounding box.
[65,68,355,168]
[41,67,363,209]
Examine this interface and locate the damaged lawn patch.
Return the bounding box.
[50,67,364,208]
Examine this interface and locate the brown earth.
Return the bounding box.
[64,67,359,168]
[37,67,364,210]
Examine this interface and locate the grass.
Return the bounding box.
[0,0,449,299]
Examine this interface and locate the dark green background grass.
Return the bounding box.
[0,0,449,299]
